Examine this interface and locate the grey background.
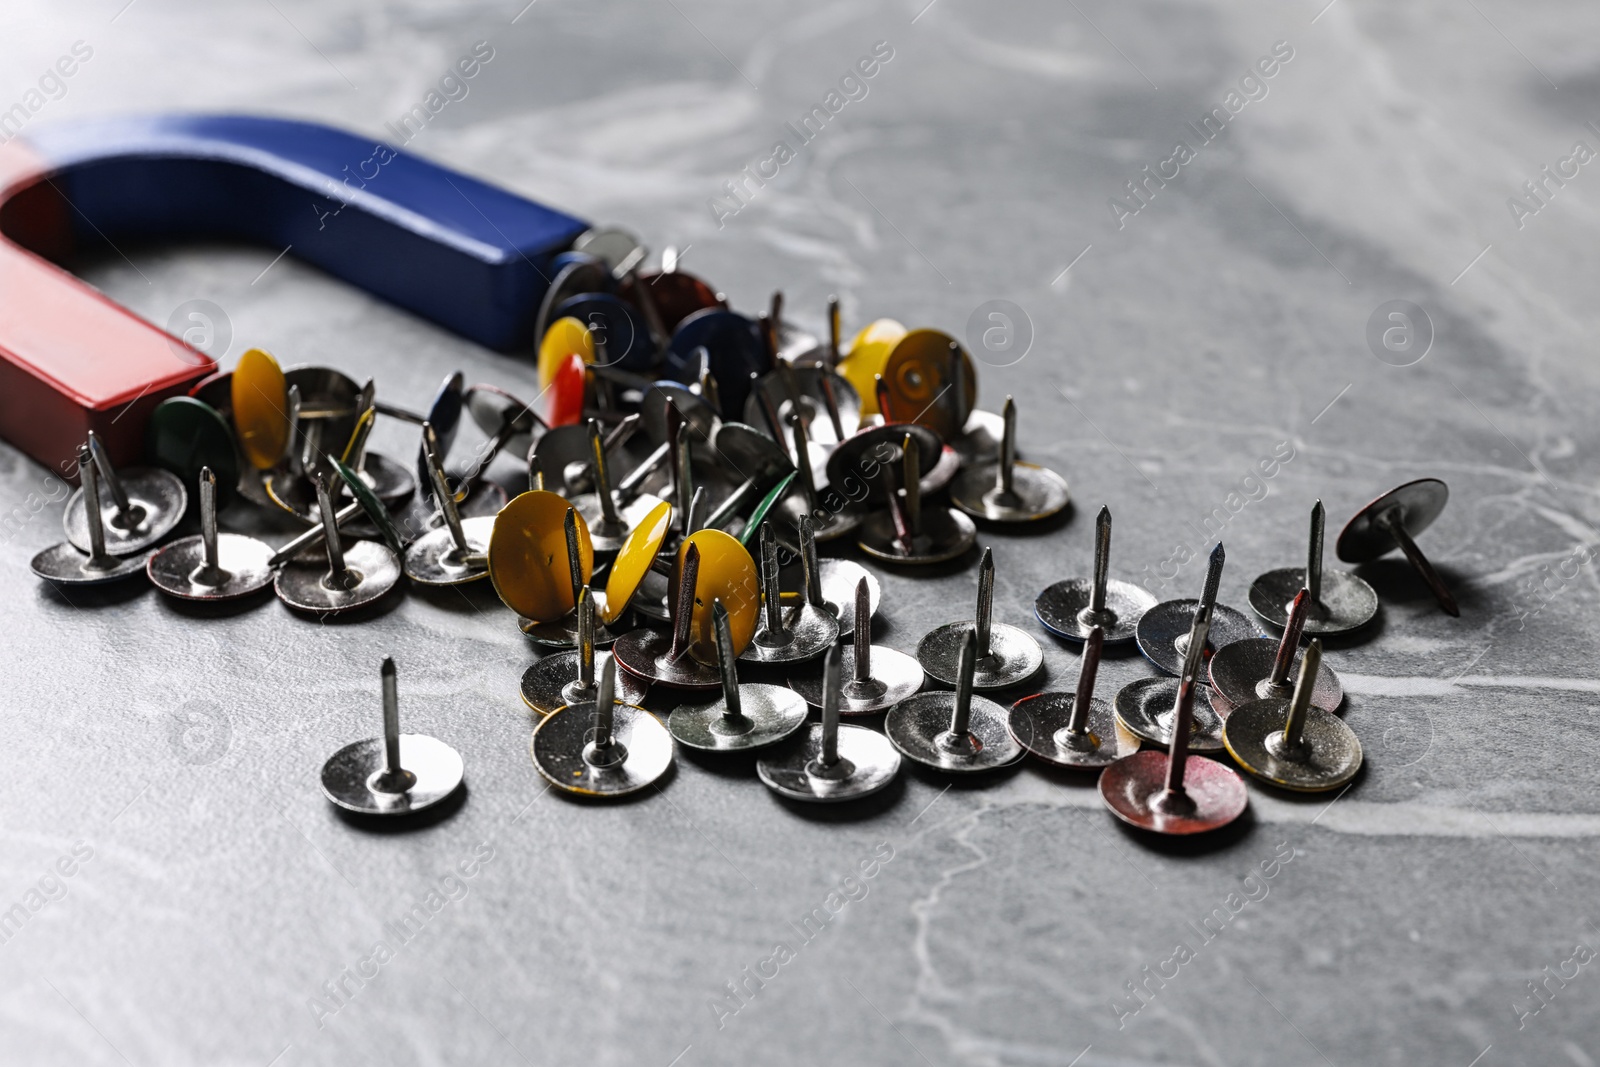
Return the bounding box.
[1,1,1598,1064]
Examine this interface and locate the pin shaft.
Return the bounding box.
[79,443,110,564]
[1066,626,1104,736]
[1270,589,1311,688]
[1090,507,1111,616]
[713,599,742,719]
[1307,501,1325,607]
[381,657,402,778]
[975,548,995,659]
[1282,639,1321,752]
[199,467,220,573]
[1378,510,1460,616]
[853,578,872,683]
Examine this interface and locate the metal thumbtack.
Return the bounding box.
[464,383,544,477]
[918,547,1043,689]
[1223,639,1363,793]
[31,442,150,585]
[1008,626,1138,769]
[701,422,794,534]
[64,430,187,555]
[887,628,1024,774]
[817,558,881,637]
[521,506,616,648]
[788,413,862,542]
[1136,543,1257,676]
[794,513,862,638]
[741,522,838,664]
[321,657,464,815]
[274,475,401,614]
[757,645,902,803]
[569,418,664,552]
[531,654,674,798]
[670,599,809,750]
[1098,621,1248,835]
[1034,505,1156,644]
[949,397,1070,522]
[404,422,492,586]
[521,586,648,715]
[1115,605,1227,752]
[1250,500,1378,635]
[856,432,977,565]
[789,577,923,715]
[610,542,723,690]
[1208,589,1344,715]
[1336,478,1459,617]
[147,467,274,600]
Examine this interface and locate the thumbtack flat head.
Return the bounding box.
[1135,599,1258,677]
[1206,638,1345,715]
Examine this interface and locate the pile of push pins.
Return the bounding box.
[24,228,1464,830]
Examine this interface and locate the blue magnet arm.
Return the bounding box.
[22,114,590,350]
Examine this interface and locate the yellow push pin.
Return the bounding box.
[881,329,976,441]
[600,499,673,627]
[836,318,906,416]
[538,315,596,390]
[231,347,290,471]
[489,489,596,625]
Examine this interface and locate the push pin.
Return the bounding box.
[64,430,187,555]
[1136,543,1257,676]
[610,542,724,690]
[795,513,867,637]
[670,599,809,750]
[31,442,150,585]
[789,578,923,715]
[464,383,545,481]
[757,645,902,803]
[817,558,881,637]
[520,586,648,715]
[1337,478,1459,617]
[520,507,615,648]
[147,467,274,601]
[785,413,861,542]
[949,397,1070,523]
[1008,626,1138,769]
[596,499,674,629]
[856,432,977,565]
[1208,589,1343,715]
[567,419,665,552]
[1223,639,1362,793]
[887,628,1024,774]
[275,474,402,614]
[1098,618,1248,835]
[404,422,492,586]
[321,657,464,815]
[1115,606,1226,753]
[1250,501,1378,635]
[918,548,1042,689]
[1035,506,1157,645]
[741,522,838,664]
[531,654,674,798]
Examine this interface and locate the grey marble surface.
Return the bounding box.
[3,1,1600,1064]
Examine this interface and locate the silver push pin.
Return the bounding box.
[611,542,723,690]
[1208,588,1343,715]
[856,431,977,565]
[321,657,465,815]
[789,577,923,715]
[63,430,186,555]
[1250,501,1378,635]
[1135,543,1257,676]
[816,557,880,638]
[740,522,839,664]
[568,418,666,552]
[670,599,809,751]
[917,548,1043,690]
[786,412,862,542]
[1098,636,1248,835]
[757,645,902,803]
[520,586,649,715]
[274,474,401,614]
[520,507,619,648]
[1115,605,1226,752]
[147,467,274,600]
[531,653,673,798]
[1034,505,1156,645]
[1336,478,1459,617]
[31,442,150,585]
[1223,639,1363,793]
[949,397,1070,523]
[404,422,493,586]
[796,512,866,637]
[1008,626,1138,769]
[887,628,1024,774]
